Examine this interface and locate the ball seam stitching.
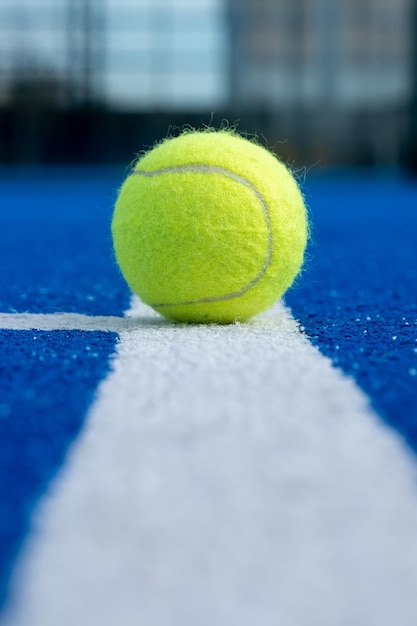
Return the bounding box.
[131,164,273,308]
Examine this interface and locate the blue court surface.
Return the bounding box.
[0,166,417,625]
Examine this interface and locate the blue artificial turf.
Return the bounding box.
[0,329,118,609]
[0,167,417,613]
[0,168,131,316]
[0,169,131,609]
[286,173,417,448]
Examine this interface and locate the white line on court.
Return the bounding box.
[4,299,417,626]
[0,312,152,333]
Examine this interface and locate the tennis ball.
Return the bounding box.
[112,129,308,324]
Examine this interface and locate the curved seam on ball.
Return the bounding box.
[131,164,273,308]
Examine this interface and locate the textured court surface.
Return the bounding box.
[0,167,417,625]
[287,175,417,446]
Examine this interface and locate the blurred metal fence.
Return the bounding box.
[0,0,416,167]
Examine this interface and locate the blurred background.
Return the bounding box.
[0,0,416,170]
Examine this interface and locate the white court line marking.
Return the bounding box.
[0,312,160,332]
[4,299,417,626]
[0,312,298,334]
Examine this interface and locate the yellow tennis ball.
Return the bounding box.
[112,129,308,324]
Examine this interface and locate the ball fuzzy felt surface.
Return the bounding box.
[112,129,308,324]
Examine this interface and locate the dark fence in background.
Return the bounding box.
[0,105,409,168]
